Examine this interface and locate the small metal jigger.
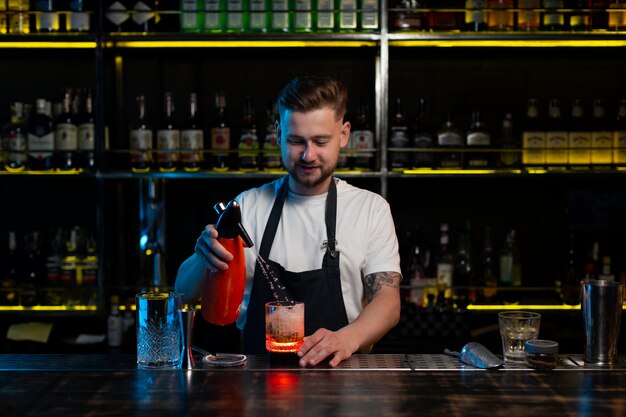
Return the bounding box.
[180,305,196,370]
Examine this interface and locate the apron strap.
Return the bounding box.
[259,176,289,260]
[325,179,338,258]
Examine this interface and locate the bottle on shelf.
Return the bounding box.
[0,231,20,306]
[389,97,411,171]
[180,0,203,32]
[453,221,473,309]
[608,0,626,30]
[560,231,581,305]
[436,223,454,301]
[77,88,96,172]
[45,228,63,294]
[181,92,205,172]
[338,0,358,31]
[210,91,231,171]
[545,98,568,169]
[542,0,565,30]
[131,0,156,32]
[107,295,123,348]
[292,0,312,32]
[202,0,225,31]
[105,0,132,32]
[59,227,80,305]
[3,102,27,172]
[361,0,380,31]
[390,0,429,31]
[261,99,281,171]
[590,98,613,169]
[597,256,615,281]
[464,0,487,31]
[316,0,335,31]
[521,98,546,168]
[412,97,435,169]
[487,0,514,31]
[465,110,492,169]
[238,95,260,171]
[613,98,626,167]
[67,0,90,32]
[350,97,376,171]
[567,98,591,169]
[407,229,432,308]
[499,228,521,287]
[436,111,463,169]
[35,0,60,32]
[156,91,181,172]
[517,0,541,30]
[249,0,268,31]
[270,0,289,32]
[588,0,609,30]
[429,0,462,31]
[28,98,55,171]
[567,0,591,30]
[55,87,79,171]
[129,94,154,172]
[20,231,44,307]
[497,112,520,168]
[478,226,498,302]
[226,0,247,31]
[7,0,30,34]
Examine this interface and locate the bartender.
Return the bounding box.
[175,75,402,367]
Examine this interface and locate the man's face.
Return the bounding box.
[277,107,350,195]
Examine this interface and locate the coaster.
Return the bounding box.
[202,353,247,367]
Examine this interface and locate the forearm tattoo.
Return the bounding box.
[364,271,402,302]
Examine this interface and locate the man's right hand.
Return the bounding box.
[194,225,234,272]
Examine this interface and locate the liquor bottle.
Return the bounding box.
[77,88,96,172]
[499,228,521,286]
[497,113,520,168]
[522,98,546,168]
[129,94,154,172]
[390,0,429,31]
[436,223,454,301]
[429,0,462,31]
[107,295,123,348]
[487,0,514,31]
[588,0,609,30]
[453,221,473,308]
[407,229,431,308]
[436,112,463,169]
[464,0,487,31]
[598,256,615,281]
[8,0,30,34]
[567,98,591,169]
[338,0,358,31]
[316,0,335,31]
[36,0,60,32]
[67,0,90,32]
[59,227,79,291]
[131,0,156,32]
[181,0,203,32]
[389,97,411,171]
[262,99,282,170]
[350,98,376,171]
[293,0,312,31]
[465,110,492,169]
[28,98,55,171]
[226,0,247,31]
[609,0,626,30]
[560,231,581,305]
[590,99,613,168]
[249,0,268,31]
[542,0,565,30]
[361,0,379,31]
[545,98,568,169]
[82,235,98,294]
[613,98,626,167]
[0,2,6,34]
[412,97,434,169]
[0,231,20,306]
[238,96,260,171]
[157,92,181,172]
[211,91,231,171]
[3,102,27,172]
[105,0,132,32]
[567,0,591,30]
[518,0,541,30]
[181,92,205,172]
[55,88,79,171]
[479,226,498,302]
[203,0,226,31]
[271,0,289,31]
[45,228,63,291]
[20,231,44,307]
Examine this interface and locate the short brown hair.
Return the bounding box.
[277,75,348,122]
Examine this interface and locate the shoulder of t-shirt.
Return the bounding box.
[336,178,389,207]
[236,176,285,206]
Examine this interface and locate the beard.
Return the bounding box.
[287,161,336,190]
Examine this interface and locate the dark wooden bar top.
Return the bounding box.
[1,353,626,417]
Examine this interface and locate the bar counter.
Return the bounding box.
[1,353,626,417]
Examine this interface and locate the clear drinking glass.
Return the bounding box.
[265,301,305,353]
[498,311,541,362]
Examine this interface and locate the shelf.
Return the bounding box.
[97,170,383,180]
[388,32,626,47]
[388,168,626,177]
[0,34,97,48]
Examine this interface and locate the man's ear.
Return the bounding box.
[340,121,351,148]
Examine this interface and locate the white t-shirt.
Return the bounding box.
[235,177,402,330]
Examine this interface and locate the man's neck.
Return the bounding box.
[288,176,333,196]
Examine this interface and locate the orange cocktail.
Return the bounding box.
[265,301,304,353]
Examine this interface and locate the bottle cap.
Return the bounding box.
[524,339,559,355]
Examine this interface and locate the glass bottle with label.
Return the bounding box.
[129,94,153,172]
[293,0,312,31]
[487,0,514,31]
[567,0,591,30]
[613,98,626,167]
[361,0,379,31]
[55,88,79,171]
[78,88,96,172]
[211,91,231,171]
[203,0,226,31]
[522,98,546,168]
[316,0,335,31]
[609,0,626,30]
[437,111,463,169]
[479,226,498,302]
[21,231,43,307]
[67,0,90,31]
[338,0,358,31]
[105,0,132,32]
[412,97,434,169]
[226,0,247,31]
[271,0,289,31]
[181,92,205,172]
[131,0,156,32]
[499,228,521,287]
[262,100,282,171]
[350,97,376,171]
[497,113,520,168]
[389,97,410,171]
[453,221,473,308]
[542,0,565,30]
[436,223,454,301]
[36,0,60,32]
[518,0,541,30]
[465,110,492,169]
[8,0,30,34]
[567,98,591,169]
[181,0,203,32]
[464,0,487,31]
[0,231,20,306]
[157,92,181,172]
[28,98,55,171]
[249,0,268,31]
[3,102,27,172]
[590,99,613,169]
[545,98,568,169]
[238,96,260,171]
[390,0,429,31]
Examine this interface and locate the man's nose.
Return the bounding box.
[302,143,317,161]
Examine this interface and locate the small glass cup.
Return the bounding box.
[136,291,183,368]
[265,301,304,353]
[498,311,541,362]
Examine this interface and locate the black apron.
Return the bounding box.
[243,176,350,354]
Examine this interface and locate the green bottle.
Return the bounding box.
[226,0,248,31]
[204,0,226,31]
[249,0,268,31]
[360,0,378,31]
[271,0,289,31]
[316,0,335,31]
[181,0,202,32]
[292,0,312,31]
[338,0,357,31]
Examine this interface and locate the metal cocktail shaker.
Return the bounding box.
[582,280,624,366]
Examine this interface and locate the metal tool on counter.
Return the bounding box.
[444,342,504,369]
[192,346,247,367]
[180,305,196,370]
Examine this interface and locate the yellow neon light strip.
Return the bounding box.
[0,41,96,49]
[0,305,98,311]
[390,39,626,47]
[0,170,83,175]
[106,40,377,48]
